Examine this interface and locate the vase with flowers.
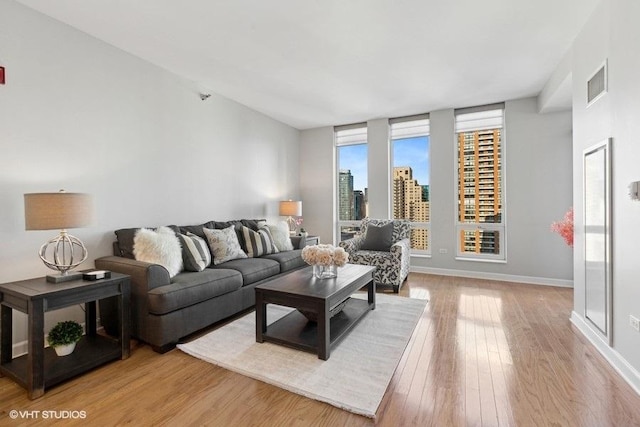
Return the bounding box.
[301,244,349,279]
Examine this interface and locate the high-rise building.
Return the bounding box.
[353,190,366,220]
[421,185,429,202]
[338,169,354,220]
[392,167,430,250]
[457,129,501,254]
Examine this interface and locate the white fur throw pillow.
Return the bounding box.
[266,221,294,251]
[133,226,183,277]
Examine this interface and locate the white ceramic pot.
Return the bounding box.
[53,342,77,356]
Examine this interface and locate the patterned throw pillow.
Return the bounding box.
[177,232,211,272]
[266,221,294,251]
[203,226,248,265]
[240,225,279,258]
[133,226,183,277]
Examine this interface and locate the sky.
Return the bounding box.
[338,136,430,192]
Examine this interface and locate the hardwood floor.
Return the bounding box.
[2,273,640,426]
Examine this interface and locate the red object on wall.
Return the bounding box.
[0,66,5,85]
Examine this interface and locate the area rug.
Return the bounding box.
[177,293,427,418]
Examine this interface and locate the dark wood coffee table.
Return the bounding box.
[255,264,376,360]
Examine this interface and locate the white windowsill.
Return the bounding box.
[455,257,507,264]
[410,253,432,259]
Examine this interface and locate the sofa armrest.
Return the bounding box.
[95,256,171,292]
[95,256,171,341]
[290,235,304,249]
[339,235,365,254]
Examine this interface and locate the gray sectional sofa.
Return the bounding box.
[95,219,307,353]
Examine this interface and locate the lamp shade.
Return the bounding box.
[24,192,92,230]
[279,200,302,217]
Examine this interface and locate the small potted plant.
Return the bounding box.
[48,321,83,356]
[299,227,308,239]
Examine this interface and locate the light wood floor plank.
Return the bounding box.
[2,273,640,426]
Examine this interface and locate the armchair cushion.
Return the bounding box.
[362,218,411,242]
[360,222,394,251]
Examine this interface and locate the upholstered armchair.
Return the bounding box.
[339,218,411,293]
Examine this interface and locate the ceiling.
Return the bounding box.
[17,0,598,130]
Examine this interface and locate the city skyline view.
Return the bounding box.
[338,136,430,193]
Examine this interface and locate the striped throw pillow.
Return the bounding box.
[240,225,279,258]
[178,232,212,272]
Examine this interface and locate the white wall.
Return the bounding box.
[300,97,573,285]
[0,1,300,347]
[569,0,640,390]
[299,126,334,243]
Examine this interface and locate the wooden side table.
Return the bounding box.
[305,235,320,246]
[0,273,130,399]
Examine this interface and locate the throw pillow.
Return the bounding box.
[133,226,183,277]
[266,221,294,251]
[240,225,279,258]
[177,232,212,272]
[360,222,395,252]
[203,225,248,265]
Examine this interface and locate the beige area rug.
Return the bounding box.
[177,293,427,418]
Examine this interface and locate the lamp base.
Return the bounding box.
[46,271,83,284]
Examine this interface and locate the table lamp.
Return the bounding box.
[24,190,92,283]
[279,200,302,235]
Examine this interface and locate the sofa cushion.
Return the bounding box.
[262,249,305,273]
[147,269,242,315]
[241,219,266,230]
[179,222,216,240]
[133,226,183,277]
[203,226,248,265]
[211,257,280,285]
[178,232,211,272]
[239,225,279,258]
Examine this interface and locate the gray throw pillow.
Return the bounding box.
[360,222,394,252]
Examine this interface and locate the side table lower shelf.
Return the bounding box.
[0,335,122,390]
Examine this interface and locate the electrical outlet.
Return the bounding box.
[630,315,640,332]
[439,248,448,254]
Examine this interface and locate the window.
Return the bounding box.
[335,124,368,242]
[455,104,505,260]
[390,115,430,254]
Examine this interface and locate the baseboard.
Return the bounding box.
[570,311,640,396]
[410,266,573,288]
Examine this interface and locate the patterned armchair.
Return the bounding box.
[339,218,411,293]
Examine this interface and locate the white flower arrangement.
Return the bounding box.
[301,244,349,267]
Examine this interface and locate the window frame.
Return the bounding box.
[335,123,368,244]
[454,105,506,262]
[389,114,431,256]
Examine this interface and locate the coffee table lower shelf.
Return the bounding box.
[260,297,371,357]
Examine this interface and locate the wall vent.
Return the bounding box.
[587,62,607,106]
